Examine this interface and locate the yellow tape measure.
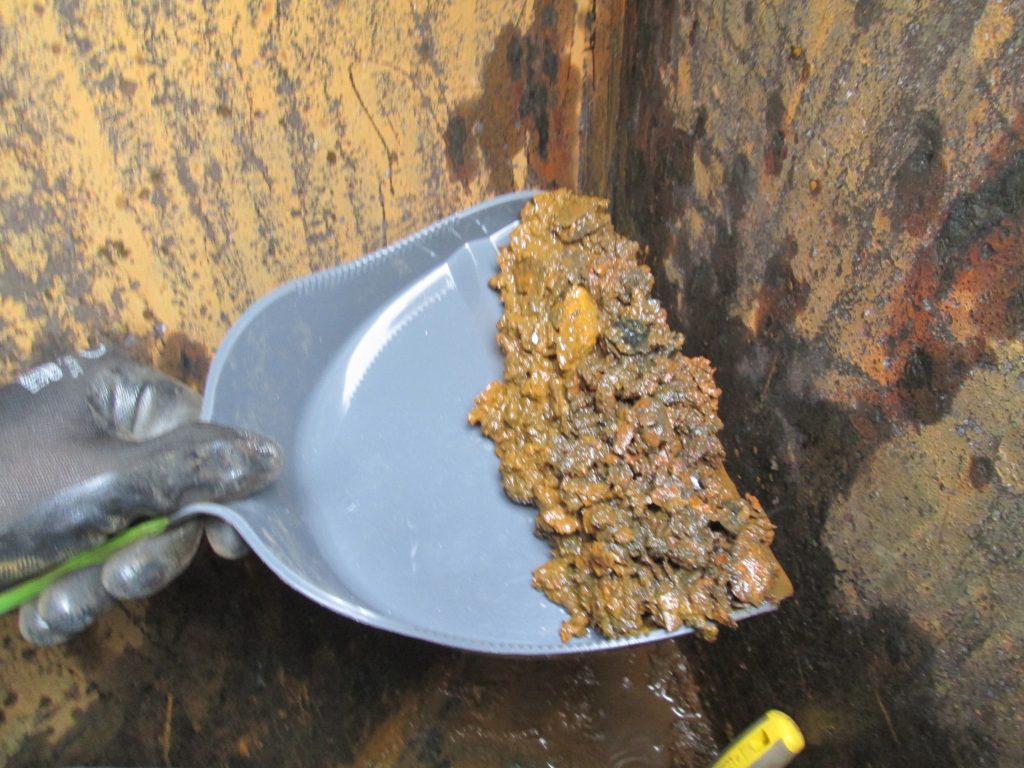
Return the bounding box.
[712,710,805,768]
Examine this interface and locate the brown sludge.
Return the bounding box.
[469,190,792,643]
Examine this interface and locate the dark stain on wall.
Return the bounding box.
[936,149,1024,289]
[763,89,787,177]
[883,147,1024,424]
[890,111,945,238]
[443,1,580,191]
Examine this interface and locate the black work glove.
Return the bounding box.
[0,347,282,644]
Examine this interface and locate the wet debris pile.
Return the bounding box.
[470,190,792,642]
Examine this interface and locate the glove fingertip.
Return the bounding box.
[87,361,202,440]
[101,521,203,600]
[19,600,73,646]
[36,566,114,638]
[206,519,250,560]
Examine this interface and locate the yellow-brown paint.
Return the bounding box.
[0,0,587,380]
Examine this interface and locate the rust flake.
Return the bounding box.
[879,146,1024,423]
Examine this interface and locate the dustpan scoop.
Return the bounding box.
[4,192,775,654]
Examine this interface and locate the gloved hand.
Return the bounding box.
[0,347,282,645]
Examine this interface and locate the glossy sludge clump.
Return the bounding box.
[470,190,791,642]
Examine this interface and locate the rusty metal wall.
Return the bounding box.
[607,1,1024,765]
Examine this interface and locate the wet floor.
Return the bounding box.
[349,643,716,767]
[0,549,718,767]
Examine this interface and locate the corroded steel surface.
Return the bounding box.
[609,1,1024,765]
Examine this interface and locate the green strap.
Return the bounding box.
[0,516,172,615]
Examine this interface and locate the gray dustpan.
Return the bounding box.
[181,191,774,655]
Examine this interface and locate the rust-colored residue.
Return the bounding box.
[878,148,1024,423]
[155,332,212,390]
[471,191,790,642]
